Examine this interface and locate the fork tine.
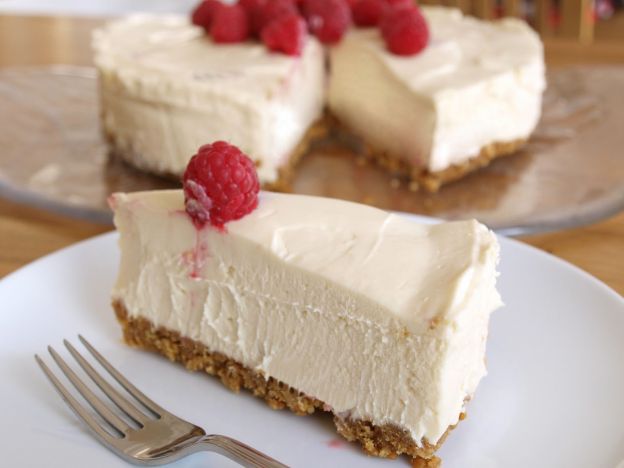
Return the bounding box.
[79,335,165,417]
[47,346,132,435]
[64,340,150,426]
[35,354,119,445]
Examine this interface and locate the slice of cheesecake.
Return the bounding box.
[93,15,326,188]
[110,188,502,462]
[328,6,545,191]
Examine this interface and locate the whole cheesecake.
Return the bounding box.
[94,5,545,192]
[110,187,502,462]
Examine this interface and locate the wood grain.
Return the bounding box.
[521,213,624,294]
[559,0,594,43]
[0,198,108,278]
[501,0,522,17]
[0,15,622,296]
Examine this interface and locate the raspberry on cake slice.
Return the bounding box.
[109,142,503,464]
[301,0,352,44]
[351,0,387,27]
[183,141,260,228]
[380,3,429,55]
[210,3,250,43]
[261,14,308,56]
[190,0,222,30]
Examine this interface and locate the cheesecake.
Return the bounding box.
[93,4,545,193]
[328,7,545,191]
[93,14,326,189]
[110,143,502,462]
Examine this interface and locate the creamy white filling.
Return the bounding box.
[111,190,502,445]
[94,15,325,183]
[95,9,544,179]
[328,7,545,172]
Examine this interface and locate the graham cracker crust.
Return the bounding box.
[113,300,455,464]
[330,114,527,193]
[365,139,527,193]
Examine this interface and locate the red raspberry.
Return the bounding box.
[380,5,429,55]
[183,141,260,229]
[302,0,351,44]
[240,0,267,35]
[210,4,250,43]
[191,0,222,30]
[261,13,307,55]
[352,0,386,26]
[257,0,299,33]
[385,0,414,8]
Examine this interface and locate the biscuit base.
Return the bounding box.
[113,300,456,465]
[331,116,527,193]
[366,139,527,193]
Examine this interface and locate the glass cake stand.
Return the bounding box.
[1,65,623,235]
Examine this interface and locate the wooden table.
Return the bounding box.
[0,15,623,295]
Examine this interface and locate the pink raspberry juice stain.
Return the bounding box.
[106,194,118,210]
[189,230,209,279]
[179,215,228,280]
[327,438,345,449]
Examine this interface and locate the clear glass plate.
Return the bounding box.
[0,65,623,234]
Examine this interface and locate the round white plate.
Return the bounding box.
[1,222,623,468]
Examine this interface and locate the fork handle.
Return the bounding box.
[196,434,289,468]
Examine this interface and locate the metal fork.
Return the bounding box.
[35,335,288,467]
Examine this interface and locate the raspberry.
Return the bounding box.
[210,4,250,43]
[380,5,429,55]
[191,0,222,30]
[183,141,260,228]
[302,0,351,44]
[352,0,386,26]
[257,0,299,33]
[385,0,414,8]
[240,0,267,35]
[261,13,307,55]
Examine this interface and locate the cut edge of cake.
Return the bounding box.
[104,116,331,192]
[106,113,525,193]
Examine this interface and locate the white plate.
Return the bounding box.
[1,219,623,468]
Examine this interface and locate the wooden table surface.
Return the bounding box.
[0,15,623,295]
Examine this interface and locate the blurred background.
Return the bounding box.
[0,0,622,41]
[0,0,622,294]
